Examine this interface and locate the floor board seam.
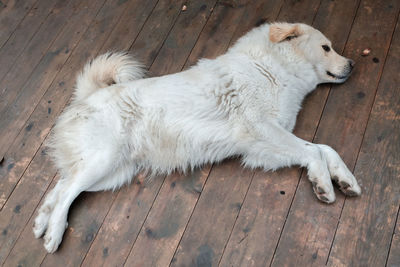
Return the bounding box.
[0,0,40,51]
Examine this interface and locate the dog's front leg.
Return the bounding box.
[240,123,360,203]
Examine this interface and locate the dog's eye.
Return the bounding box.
[322,45,331,52]
[285,35,296,41]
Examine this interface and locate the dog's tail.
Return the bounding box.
[73,51,145,101]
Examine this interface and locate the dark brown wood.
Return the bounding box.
[125,169,210,266]
[0,145,56,264]
[183,0,249,69]
[129,0,186,68]
[97,0,165,54]
[170,160,253,266]
[387,211,400,267]
[219,0,361,265]
[0,0,37,48]
[0,0,81,113]
[228,0,284,44]
[0,0,84,161]
[80,175,165,267]
[0,0,61,88]
[149,0,218,75]
[0,0,107,210]
[271,0,400,266]
[2,175,60,266]
[327,17,400,266]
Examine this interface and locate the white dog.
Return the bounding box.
[33,22,361,253]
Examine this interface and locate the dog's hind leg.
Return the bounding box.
[42,176,87,253]
[33,180,65,238]
[36,150,122,253]
[86,163,137,192]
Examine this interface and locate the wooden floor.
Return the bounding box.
[0,0,399,266]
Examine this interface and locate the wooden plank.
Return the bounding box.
[387,210,400,267]
[271,0,400,266]
[129,0,186,68]
[125,169,211,267]
[170,161,253,266]
[80,176,166,267]
[0,0,90,164]
[228,0,284,44]
[0,0,107,210]
[327,16,400,266]
[0,145,57,264]
[0,0,61,89]
[148,0,217,75]
[0,0,37,48]
[183,0,250,69]
[0,0,74,116]
[219,0,360,265]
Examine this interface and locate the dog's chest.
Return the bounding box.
[249,64,306,131]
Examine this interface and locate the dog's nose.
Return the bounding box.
[348,59,355,69]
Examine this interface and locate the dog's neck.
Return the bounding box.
[230,26,320,93]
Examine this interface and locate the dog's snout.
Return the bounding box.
[348,59,355,69]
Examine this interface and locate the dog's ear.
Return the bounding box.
[269,23,302,43]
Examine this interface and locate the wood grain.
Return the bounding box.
[387,211,400,267]
[0,0,83,160]
[0,0,61,91]
[327,16,400,267]
[0,0,37,48]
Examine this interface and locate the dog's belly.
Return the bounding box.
[130,114,237,172]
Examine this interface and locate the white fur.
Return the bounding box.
[33,23,361,253]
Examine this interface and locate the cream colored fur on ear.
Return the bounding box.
[269,23,302,43]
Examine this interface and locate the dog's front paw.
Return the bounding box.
[33,213,50,238]
[44,231,63,253]
[335,177,361,197]
[311,181,336,204]
[43,223,67,253]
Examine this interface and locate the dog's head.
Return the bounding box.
[269,22,354,84]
